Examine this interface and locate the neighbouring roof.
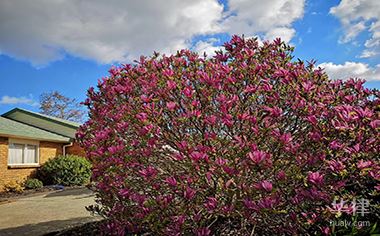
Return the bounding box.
[0,116,71,142]
[2,108,81,139]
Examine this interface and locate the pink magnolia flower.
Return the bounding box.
[302,81,315,92]
[163,69,174,77]
[369,170,380,180]
[345,143,360,154]
[204,115,217,125]
[375,184,380,191]
[277,170,286,181]
[247,150,268,164]
[243,198,256,210]
[166,101,177,111]
[166,80,177,90]
[357,160,372,169]
[309,131,322,141]
[329,140,343,150]
[107,145,124,154]
[183,87,193,98]
[307,171,324,186]
[256,180,273,192]
[243,85,257,93]
[370,120,380,129]
[328,160,345,172]
[138,166,158,180]
[118,188,130,197]
[165,176,177,187]
[280,132,292,144]
[190,109,201,118]
[136,112,148,122]
[190,151,208,162]
[263,106,282,117]
[355,107,373,118]
[140,94,152,103]
[184,186,196,200]
[216,94,227,103]
[196,227,211,236]
[261,83,273,92]
[306,115,318,125]
[215,157,227,166]
[94,129,110,142]
[258,196,277,209]
[139,124,154,136]
[204,197,218,211]
[176,140,188,151]
[321,227,331,236]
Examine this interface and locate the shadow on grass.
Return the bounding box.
[0,217,98,236]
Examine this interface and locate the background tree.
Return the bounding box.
[39,91,84,122]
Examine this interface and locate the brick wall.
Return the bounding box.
[0,137,63,191]
[66,141,85,157]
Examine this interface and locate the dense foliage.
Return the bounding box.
[78,36,380,235]
[24,178,43,189]
[3,180,24,193]
[39,155,92,186]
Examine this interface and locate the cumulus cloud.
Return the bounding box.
[0,95,38,106]
[318,62,380,81]
[223,0,305,42]
[0,0,223,65]
[192,38,222,57]
[265,27,296,43]
[330,0,380,58]
[0,0,307,65]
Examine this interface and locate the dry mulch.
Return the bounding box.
[0,185,85,202]
[44,221,102,236]
[0,186,54,200]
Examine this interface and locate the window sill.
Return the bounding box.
[8,164,40,169]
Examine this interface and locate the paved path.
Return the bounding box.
[0,188,100,236]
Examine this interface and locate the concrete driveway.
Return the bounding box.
[0,187,100,236]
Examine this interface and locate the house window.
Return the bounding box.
[8,139,39,165]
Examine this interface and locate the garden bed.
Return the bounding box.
[44,221,102,236]
[44,218,259,235]
[0,185,85,201]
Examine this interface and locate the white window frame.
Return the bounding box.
[8,138,40,166]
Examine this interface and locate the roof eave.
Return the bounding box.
[2,108,81,129]
[0,133,72,143]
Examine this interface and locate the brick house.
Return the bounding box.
[0,108,84,191]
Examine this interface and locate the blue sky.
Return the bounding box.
[0,0,379,114]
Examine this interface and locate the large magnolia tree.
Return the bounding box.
[78,36,380,235]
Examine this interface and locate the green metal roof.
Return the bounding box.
[0,116,71,142]
[2,108,81,128]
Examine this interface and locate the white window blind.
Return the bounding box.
[8,140,39,165]
[25,145,37,164]
[9,143,24,164]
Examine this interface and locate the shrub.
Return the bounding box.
[38,155,92,186]
[4,180,24,193]
[24,178,43,189]
[78,36,380,235]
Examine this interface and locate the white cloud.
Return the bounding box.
[330,0,380,58]
[0,0,223,66]
[0,96,38,106]
[192,38,222,57]
[0,0,307,65]
[223,0,305,43]
[359,50,377,58]
[265,27,296,43]
[318,62,380,81]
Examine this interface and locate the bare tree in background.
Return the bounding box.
[39,91,84,122]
